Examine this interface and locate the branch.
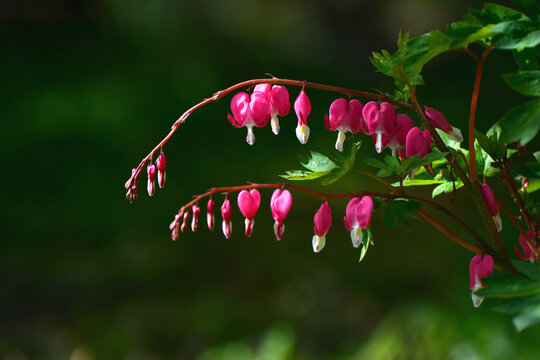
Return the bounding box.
[125,77,415,189]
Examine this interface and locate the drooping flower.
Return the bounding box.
[405,127,432,179]
[424,106,463,142]
[191,204,201,232]
[181,210,190,233]
[481,184,502,232]
[362,101,398,153]
[221,198,232,239]
[343,196,374,248]
[381,114,413,157]
[514,231,538,262]
[147,164,156,197]
[254,84,291,135]
[270,189,293,241]
[469,254,494,307]
[228,91,271,145]
[294,90,311,144]
[237,189,261,237]
[324,98,363,152]
[312,201,332,253]
[156,152,166,188]
[207,198,215,231]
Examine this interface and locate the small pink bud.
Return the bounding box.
[191,204,201,232]
[125,168,140,202]
[481,184,502,232]
[207,198,215,231]
[270,189,293,241]
[343,196,373,248]
[181,210,190,233]
[237,189,261,237]
[221,198,232,239]
[294,90,311,144]
[469,254,494,307]
[514,231,538,262]
[312,201,332,253]
[156,153,167,188]
[227,91,271,145]
[424,106,463,142]
[324,98,363,151]
[362,101,397,153]
[147,164,156,196]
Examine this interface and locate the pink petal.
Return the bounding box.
[271,189,292,224]
[424,106,452,133]
[348,99,364,133]
[294,90,311,126]
[481,184,499,217]
[237,189,261,220]
[250,91,271,127]
[270,85,291,116]
[327,98,348,131]
[230,92,250,127]
[313,201,332,237]
[254,83,271,94]
[379,102,398,134]
[356,196,374,229]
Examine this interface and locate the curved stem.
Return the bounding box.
[417,209,483,254]
[468,46,494,184]
[172,182,486,252]
[126,78,415,189]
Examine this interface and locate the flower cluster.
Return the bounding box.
[225,84,462,161]
[125,152,167,201]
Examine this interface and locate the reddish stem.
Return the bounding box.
[173,182,487,251]
[126,78,415,189]
[468,46,493,185]
[497,196,539,258]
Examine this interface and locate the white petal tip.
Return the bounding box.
[312,235,326,253]
[296,124,310,144]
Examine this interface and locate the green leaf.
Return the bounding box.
[363,157,386,170]
[477,275,540,298]
[320,167,349,185]
[475,129,507,160]
[518,162,540,178]
[512,0,540,23]
[513,260,540,279]
[513,313,540,332]
[502,70,540,96]
[432,180,464,197]
[398,178,445,187]
[534,151,540,162]
[495,97,540,145]
[280,170,331,181]
[299,152,338,172]
[358,228,373,263]
[383,199,422,228]
[492,21,540,50]
[513,47,540,70]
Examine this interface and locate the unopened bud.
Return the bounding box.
[191,205,200,232]
[147,164,156,196]
[156,152,167,188]
[207,198,215,231]
[181,210,190,233]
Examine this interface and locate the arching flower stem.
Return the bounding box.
[125,78,415,190]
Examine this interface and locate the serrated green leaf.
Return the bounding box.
[492,21,540,50]
[280,170,331,181]
[300,152,338,172]
[512,0,540,23]
[475,129,507,160]
[496,98,540,145]
[383,199,422,228]
[320,168,348,185]
[503,71,540,96]
[432,180,464,197]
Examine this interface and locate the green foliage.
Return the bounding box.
[492,98,540,145]
[359,228,374,263]
[280,140,361,185]
[502,70,540,96]
[477,261,540,331]
[383,199,422,228]
[364,153,446,180]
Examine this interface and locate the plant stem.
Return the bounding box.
[417,209,483,255]
[497,196,539,258]
[172,182,485,252]
[501,164,533,231]
[126,78,415,189]
[468,46,493,184]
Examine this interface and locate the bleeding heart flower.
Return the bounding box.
[424,106,463,142]
[207,198,215,231]
[324,98,363,151]
[237,189,261,237]
[362,101,398,153]
[381,114,413,156]
[514,231,538,262]
[228,91,271,145]
[343,196,374,248]
[156,152,166,188]
[221,198,232,239]
[270,189,293,241]
[254,84,291,135]
[481,184,502,232]
[469,254,494,307]
[312,201,332,253]
[294,90,311,144]
[191,204,200,232]
[405,127,432,179]
[147,164,156,197]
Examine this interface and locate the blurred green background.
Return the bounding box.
[2,0,539,359]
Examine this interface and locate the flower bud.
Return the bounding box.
[294,90,311,144]
[156,152,167,188]
[207,198,215,231]
[221,198,232,239]
[469,254,494,307]
[312,201,332,253]
[481,184,502,232]
[191,204,201,232]
[147,164,156,197]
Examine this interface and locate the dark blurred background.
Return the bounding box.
[2,0,539,359]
